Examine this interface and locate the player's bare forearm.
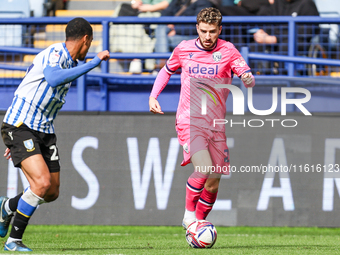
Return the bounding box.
[149,96,164,114]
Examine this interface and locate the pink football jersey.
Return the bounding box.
[165,38,251,132]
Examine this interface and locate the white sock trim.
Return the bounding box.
[22,188,44,207]
[4,200,13,215]
[184,209,196,221]
[6,237,22,244]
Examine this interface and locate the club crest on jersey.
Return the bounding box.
[23,139,35,152]
[212,52,222,62]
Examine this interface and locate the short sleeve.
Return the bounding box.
[164,46,181,74]
[229,45,251,77]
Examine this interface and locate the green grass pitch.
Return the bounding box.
[1,225,340,254]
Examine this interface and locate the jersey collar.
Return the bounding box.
[62,42,77,66]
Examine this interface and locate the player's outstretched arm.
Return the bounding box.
[43,51,110,87]
[149,96,164,114]
[241,72,255,88]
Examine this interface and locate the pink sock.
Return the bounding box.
[196,188,218,220]
[185,172,208,212]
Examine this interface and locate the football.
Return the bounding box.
[185,220,217,248]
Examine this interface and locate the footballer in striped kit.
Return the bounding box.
[0,17,110,252]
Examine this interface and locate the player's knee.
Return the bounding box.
[35,178,52,196]
[41,179,52,192]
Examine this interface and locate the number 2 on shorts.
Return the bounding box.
[49,145,59,160]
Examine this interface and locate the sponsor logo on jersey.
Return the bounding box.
[212,52,222,62]
[189,53,194,59]
[23,139,35,152]
[188,64,218,75]
[233,57,246,67]
[49,51,60,66]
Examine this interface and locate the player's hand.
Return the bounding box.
[241,72,255,88]
[149,96,164,114]
[97,50,110,61]
[4,148,11,160]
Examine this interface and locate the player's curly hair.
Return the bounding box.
[197,7,222,27]
[65,17,93,41]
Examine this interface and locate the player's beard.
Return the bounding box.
[200,38,216,50]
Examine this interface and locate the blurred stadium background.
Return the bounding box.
[0,0,340,230]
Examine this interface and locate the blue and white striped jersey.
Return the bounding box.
[4,42,77,134]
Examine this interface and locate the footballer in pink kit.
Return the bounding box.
[149,7,255,228]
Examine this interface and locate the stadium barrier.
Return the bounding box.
[0,16,340,112]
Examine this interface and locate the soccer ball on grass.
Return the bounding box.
[185,220,217,248]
